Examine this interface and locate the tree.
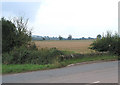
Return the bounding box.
[42,37,45,40]
[1,17,31,53]
[82,37,85,40]
[97,34,101,39]
[12,17,31,46]
[68,35,72,40]
[59,35,63,40]
[2,17,17,53]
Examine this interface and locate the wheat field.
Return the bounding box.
[34,40,94,53]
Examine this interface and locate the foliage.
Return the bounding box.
[89,31,120,55]
[97,34,101,39]
[68,35,72,40]
[13,17,32,47]
[2,46,64,65]
[1,17,31,53]
[3,53,118,74]
[1,18,16,53]
[42,37,45,40]
[59,35,63,40]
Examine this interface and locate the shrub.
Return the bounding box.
[2,46,64,65]
[89,32,120,55]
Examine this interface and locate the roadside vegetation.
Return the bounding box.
[89,31,120,55]
[1,17,119,74]
[3,53,118,74]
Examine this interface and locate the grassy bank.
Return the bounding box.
[59,55,118,66]
[2,54,118,74]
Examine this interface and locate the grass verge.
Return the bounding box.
[60,55,118,66]
[2,64,62,74]
[2,54,118,74]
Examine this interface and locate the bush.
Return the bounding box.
[89,32,120,55]
[2,46,64,65]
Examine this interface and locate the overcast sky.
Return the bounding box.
[1,0,119,38]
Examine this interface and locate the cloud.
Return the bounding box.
[25,0,119,37]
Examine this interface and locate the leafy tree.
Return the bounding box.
[1,17,31,53]
[42,37,45,40]
[13,17,31,46]
[82,37,85,40]
[59,35,63,40]
[68,35,72,40]
[2,17,17,53]
[97,34,101,39]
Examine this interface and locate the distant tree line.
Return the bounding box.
[32,35,95,41]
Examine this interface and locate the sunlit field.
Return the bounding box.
[34,40,94,53]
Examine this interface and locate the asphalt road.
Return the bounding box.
[2,61,118,83]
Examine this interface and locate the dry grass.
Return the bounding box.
[34,40,94,53]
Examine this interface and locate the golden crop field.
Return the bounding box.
[34,40,94,53]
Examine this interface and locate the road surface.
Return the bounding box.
[2,61,118,83]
